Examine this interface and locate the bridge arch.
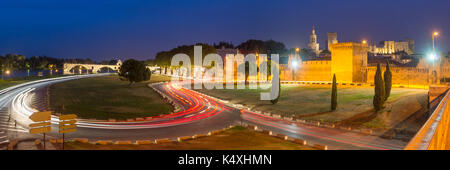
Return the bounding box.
[94,65,118,73]
[64,64,91,74]
[63,61,122,74]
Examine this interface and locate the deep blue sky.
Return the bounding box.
[0,0,448,61]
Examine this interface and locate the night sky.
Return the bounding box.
[0,0,448,61]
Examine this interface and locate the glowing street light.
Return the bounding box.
[291,60,298,68]
[295,48,300,52]
[432,31,439,53]
[428,53,437,61]
[362,40,367,44]
[5,70,10,75]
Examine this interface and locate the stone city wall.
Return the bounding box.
[366,66,429,87]
[280,60,332,81]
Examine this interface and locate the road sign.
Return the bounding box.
[29,111,51,122]
[59,120,77,125]
[29,122,51,128]
[29,126,51,134]
[58,114,77,150]
[59,114,77,134]
[59,128,76,134]
[59,114,77,120]
[59,124,76,129]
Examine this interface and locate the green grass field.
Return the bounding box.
[65,126,314,150]
[49,74,172,120]
[0,79,28,90]
[0,75,67,90]
[195,84,428,126]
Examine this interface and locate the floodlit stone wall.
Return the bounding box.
[366,66,430,86]
[280,61,332,81]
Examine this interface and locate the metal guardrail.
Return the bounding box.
[405,89,450,150]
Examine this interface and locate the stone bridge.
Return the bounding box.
[63,60,160,74]
[63,61,122,74]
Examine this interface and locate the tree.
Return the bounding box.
[238,61,257,85]
[48,64,56,75]
[299,48,317,59]
[373,63,385,111]
[331,74,337,111]
[213,41,234,49]
[118,59,152,86]
[154,43,216,76]
[384,61,392,101]
[237,39,266,54]
[271,72,280,105]
[25,62,30,76]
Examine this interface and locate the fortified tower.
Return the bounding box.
[327,32,338,50]
[330,42,368,83]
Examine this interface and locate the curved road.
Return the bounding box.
[0,74,407,150]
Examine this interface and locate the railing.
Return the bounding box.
[405,89,450,150]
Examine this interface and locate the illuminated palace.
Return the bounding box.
[279,26,450,87]
[214,26,450,87]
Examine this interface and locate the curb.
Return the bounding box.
[155,138,171,144]
[74,138,89,143]
[246,124,328,150]
[115,141,132,145]
[313,144,328,150]
[177,136,193,142]
[96,140,113,145]
[192,134,207,139]
[135,140,153,145]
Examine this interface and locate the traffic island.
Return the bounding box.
[63,126,315,150]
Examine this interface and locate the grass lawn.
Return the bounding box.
[49,74,172,120]
[195,84,428,125]
[0,79,28,90]
[65,126,314,150]
[0,75,67,90]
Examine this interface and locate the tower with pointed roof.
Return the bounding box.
[308,25,320,55]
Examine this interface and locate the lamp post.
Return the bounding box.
[433,32,439,84]
[432,32,439,53]
[292,48,300,81]
[3,69,11,80]
[362,40,367,83]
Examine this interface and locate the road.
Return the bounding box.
[0,74,407,150]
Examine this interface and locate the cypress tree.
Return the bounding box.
[271,77,280,104]
[373,63,385,111]
[331,74,337,111]
[384,61,392,101]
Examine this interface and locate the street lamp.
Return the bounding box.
[291,60,298,68]
[432,32,439,53]
[429,31,440,85]
[295,48,300,52]
[428,53,437,61]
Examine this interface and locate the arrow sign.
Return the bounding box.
[29,122,51,128]
[29,126,51,134]
[59,114,77,120]
[29,111,51,122]
[59,120,77,125]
